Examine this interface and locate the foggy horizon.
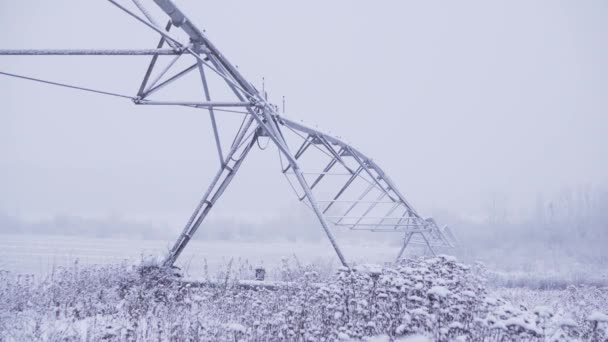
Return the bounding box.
[1,0,606,230]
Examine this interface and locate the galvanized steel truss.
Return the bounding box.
[0,0,456,267]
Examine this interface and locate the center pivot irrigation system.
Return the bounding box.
[1,0,457,268]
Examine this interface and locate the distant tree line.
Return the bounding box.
[436,185,608,275]
[0,209,327,242]
[1,185,606,253]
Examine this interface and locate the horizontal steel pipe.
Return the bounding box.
[136,100,254,107]
[0,49,179,55]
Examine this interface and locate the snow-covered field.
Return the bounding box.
[1,234,608,341]
[1,255,607,341]
[0,234,399,280]
[2,234,607,287]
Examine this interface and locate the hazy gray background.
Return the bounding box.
[1,0,606,234]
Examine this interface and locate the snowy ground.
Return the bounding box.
[1,234,608,340]
[2,233,607,288]
[0,234,398,280]
[1,254,607,341]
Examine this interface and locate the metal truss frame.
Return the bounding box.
[0,0,457,268]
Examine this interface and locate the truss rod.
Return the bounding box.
[375,203,401,227]
[137,21,172,97]
[283,126,336,163]
[0,49,179,55]
[109,0,259,103]
[366,159,422,218]
[419,233,437,256]
[152,0,257,98]
[326,216,421,220]
[285,171,354,176]
[322,166,364,213]
[308,147,343,190]
[318,137,356,174]
[334,223,426,227]
[336,182,377,222]
[143,53,182,93]
[206,55,257,111]
[131,0,179,49]
[107,0,182,47]
[293,136,313,159]
[282,136,312,173]
[279,118,424,219]
[346,227,428,232]
[136,100,254,108]
[348,147,400,204]
[405,241,450,248]
[197,60,224,165]
[281,145,349,267]
[395,232,414,262]
[352,190,390,227]
[426,220,455,248]
[281,123,384,192]
[0,70,133,99]
[391,208,412,230]
[164,117,256,265]
[318,200,396,204]
[188,52,253,98]
[141,62,197,98]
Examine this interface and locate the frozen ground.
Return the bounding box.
[2,233,607,288]
[1,234,608,340]
[0,234,398,280]
[1,255,607,341]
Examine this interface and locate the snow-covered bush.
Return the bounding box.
[1,256,607,341]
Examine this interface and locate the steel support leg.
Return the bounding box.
[395,231,414,263]
[282,136,312,173]
[290,161,349,267]
[258,113,349,267]
[419,232,437,257]
[197,59,223,165]
[164,118,255,266]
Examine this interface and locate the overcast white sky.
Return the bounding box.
[0,1,606,228]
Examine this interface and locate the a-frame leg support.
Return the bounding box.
[395,231,414,263]
[419,232,437,257]
[163,119,257,266]
[395,231,438,264]
[290,161,349,267]
[255,116,350,267]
